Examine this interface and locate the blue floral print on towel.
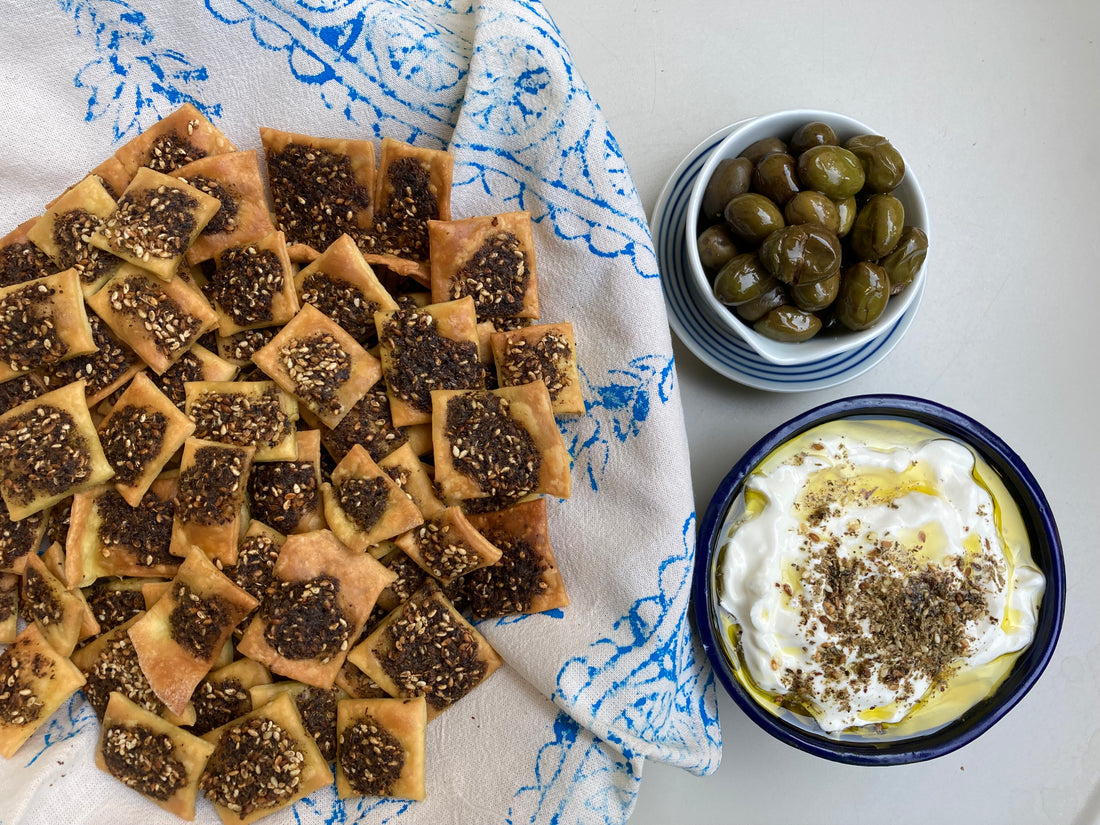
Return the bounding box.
[0,0,725,821]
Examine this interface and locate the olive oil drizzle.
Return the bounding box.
[715,418,1043,740]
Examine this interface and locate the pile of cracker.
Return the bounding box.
[0,103,582,823]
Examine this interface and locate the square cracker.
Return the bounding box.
[430,381,572,504]
[184,380,300,462]
[89,167,222,281]
[460,497,570,619]
[294,232,399,347]
[128,546,258,715]
[375,296,483,427]
[260,127,376,262]
[200,691,333,825]
[361,137,452,267]
[170,438,255,566]
[251,303,382,429]
[0,624,86,758]
[0,268,97,383]
[97,372,195,506]
[393,505,502,585]
[95,690,217,820]
[336,696,427,800]
[113,102,237,178]
[321,443,424,553]
[21,550,92,657]
[190,657,274,737]
[0,379,115,521]
[66,477,181,586]
[346,579,502,721]
[491,321,583,416]
[87,264,220,375]
[172,149,277,264]
[236,529,396,688]
[205,230,300,335]
[429,211,539,320]
[246,428,326,536]
[26,174,125,295]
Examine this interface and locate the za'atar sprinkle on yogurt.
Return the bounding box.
[717,419,1044,734]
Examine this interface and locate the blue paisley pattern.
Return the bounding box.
[509,713,637,825]
[22,695,98,766]
[498,516,721,822]
[552,515,720,775]
[205,0,471,144]
[60,0,222,138]
[292,788,415,824]
[8,0,723,822]
[564,358,677,492]
[60,0,225,139]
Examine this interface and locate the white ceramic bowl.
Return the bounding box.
[684,109,930,366]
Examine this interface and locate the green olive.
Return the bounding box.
[752,153,800,206]
[879,226,928,294]
[723,193,785,245]
[697,224,739,272]
[735,282,787,322]
[712,253,777,305]
[790,269,840,312]
[817,308,844,335]
[784,191,840,233]
[753,305,823,342]
[702,157,753,221]
[844,134,906,193]
[758,223,842,285]
[834,262,890,330]
[834,195,857,237]
[796,145,866,199]
[739,136,788,165]
[788,121,839,155]
[849,193,905,260]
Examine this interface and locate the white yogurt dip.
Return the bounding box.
[717,418,1045,735]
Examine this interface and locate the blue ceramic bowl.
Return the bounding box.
[693,394,1065,765]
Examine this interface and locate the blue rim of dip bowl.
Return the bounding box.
[692,393,1066,765]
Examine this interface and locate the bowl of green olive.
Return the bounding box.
[685,110,929,366]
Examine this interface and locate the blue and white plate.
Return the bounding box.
[650,123,924,392]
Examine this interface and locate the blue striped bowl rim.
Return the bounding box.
[650,124,923,392]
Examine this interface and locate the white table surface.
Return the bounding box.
[541,1,1100,823]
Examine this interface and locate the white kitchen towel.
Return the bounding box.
[0,1,721,823]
